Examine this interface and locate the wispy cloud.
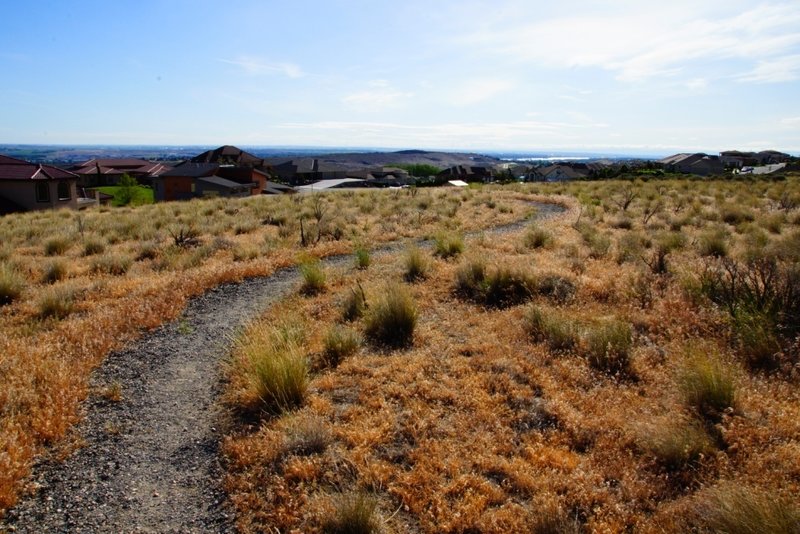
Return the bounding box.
[738,54,800,83]
[450,78,515,106]
[220,56,304,78]
[342,80,414,112]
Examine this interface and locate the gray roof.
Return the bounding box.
[295,178,366,192]
[197,175,251,189]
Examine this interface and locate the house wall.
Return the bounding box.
[0,180,77,211]
[154,176,195,202]
[195,181,249,198]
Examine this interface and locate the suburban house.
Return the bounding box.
[659,153,725,176]
[152,163,254,201]
[720,150,792,169]
[271,159,349,185]
[347,166,414,187]
[295,178,366,193]
[0,155,79,215]
[190,145,270,168]
[436,165,493,183]
[70,158,173,187]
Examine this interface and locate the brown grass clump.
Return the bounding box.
[364,283,417,348]
[0,263,24,306]
[680,351,737,421]
[689,482,800,533]
[321,492,381,534]
[584,319,634,375]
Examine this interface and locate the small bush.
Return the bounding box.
[404,244,429,282]
[341,284,367,322]
[135,241,160,261]
[364,284,417,348]
[91,254,133,276]
[354,247,370,269]
[433,231,464,259]
[680,352,736,421]
[323,325,360,367]
[41,260,67,284]
[322,492,380,534]
[720,204,755,225]
[299,259,326,295]
[585,320,633,374]
[83,238,106,256]
[44,236,71,256]
[698,229,729,258]
[644,418,714,471]
[524,306,579,352]
[0,263,24,306]
[536,274,577,304]
[37,285,76,319]
[456,259,535,308]
[524,225,553,249]
[240,335,309,415]
[691,483,800,534]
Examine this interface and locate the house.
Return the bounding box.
[538,164,588,182]
[720,150,791,168]
[660,153,724,176]
[152,163,220,201]
[295,178,366,193]
[0,155,78,214]
[347,166,414,187]
[436,165,493,183]
[271,159,349,185]
[263,181,296,195]
[194,175,251,197]
[215,166,271,196]
[70,158,172,187]
[190,145,269,167]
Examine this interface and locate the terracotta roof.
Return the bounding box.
[190,145,265,166]
[0,154,77,181]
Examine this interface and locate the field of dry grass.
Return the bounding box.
[0,187,538,513]
[222,178,800,532]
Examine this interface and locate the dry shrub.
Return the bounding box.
[285,415,332,456]
[536,274,577,304]
[364,283,417,348]
[0,263,24,306]
[642,417,714,471]
[584,320,633,374]
[690,482,799,533]
[455,258,535,308]
[321,492,380,534]
[680,352,736,421]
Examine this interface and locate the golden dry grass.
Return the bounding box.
[223,177,800,533]
[0,187,539,513]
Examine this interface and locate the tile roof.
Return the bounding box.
[190,145,265,166]
[0,154,77,181]
[160,162,220,178]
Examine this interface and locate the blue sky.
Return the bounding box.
[1,0,799,154]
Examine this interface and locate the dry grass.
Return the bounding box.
[222,178,800,533]
[0,188,538,512]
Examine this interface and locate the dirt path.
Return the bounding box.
[1,201,565,534]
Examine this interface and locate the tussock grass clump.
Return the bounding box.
[135,240,160,261]
[364,283,417,348]
[643,418,714,471]
[322,492,380,534]
[299,258,326,295]
[44,236,71,256]
[524,225,553,249]
[524,305,579,352]
[322,325,360,367]
[41,260,67,284]
[455,258,535,308]
[433,231,464,259]
[536,274,577,304]
[404,244,429,282]
[697,229,729,258]
[285,415,332,456]
[91,254,133,276]
[584,320,634,374]
[691,483,800,534]
[82,237,106,256]
[720,204,755,225]
[680,352,736,420]
[354,246,370,269]
[341,284,367,322]
[0,263,24,306]
[37,285,76,319]
[235,325,309,415]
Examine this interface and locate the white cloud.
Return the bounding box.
[781,116,800,125]
[341,81,414,112]
[737,54,800,83]
[450,78,515,106]
[220,56,304,78]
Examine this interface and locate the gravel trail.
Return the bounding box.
[1,201,565,534]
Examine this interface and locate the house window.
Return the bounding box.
[57,181,71,201]
[35,182,50,203]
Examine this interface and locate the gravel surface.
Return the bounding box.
[1,201,565,534]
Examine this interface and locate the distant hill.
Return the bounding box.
[263,150,502,171]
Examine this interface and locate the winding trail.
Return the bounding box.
[2,201,565,534]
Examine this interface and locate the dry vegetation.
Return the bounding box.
[222,177,800,533]
[0,187,537,513]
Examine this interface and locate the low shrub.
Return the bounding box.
[720,204,755,225]
[364,284,417,348]
[322,325,360,367]
[404,244,429,282]
[41,260,67,284]
[643,418,714,471]
[285,415,332,456]
[524,306,579,352]
[584,320,633,374]
[680,352,736,421]
[524,225,553,249]
[354,246,370,270]
[691,483,799,534]
[697,229,729,258]
[0,263,24,306]
[322,492,380,534]
[82,238,106,256]
[433,231,464,259]
[731,308,783,369]
[456,259,535,308]
[37,285,76,319]
[536,274,577,304]
[299,259,326,295]
[44,236,71,256]
[135,241,160,261]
